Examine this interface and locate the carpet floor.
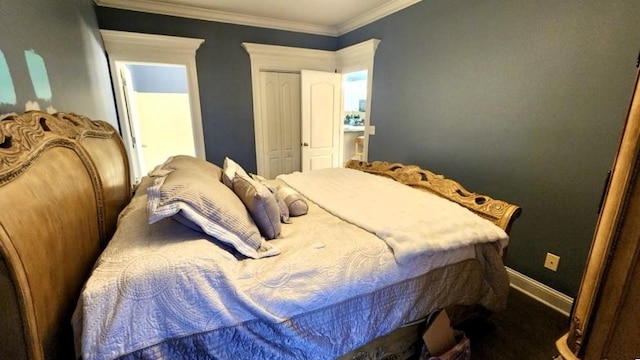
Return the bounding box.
[453,288,570,360]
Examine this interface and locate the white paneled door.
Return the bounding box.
[301,70,342,172]
[260,71,301,179]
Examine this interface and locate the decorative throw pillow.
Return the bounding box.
[147,168,280,259]
[274,192,291,224]
[232,173,282,239]
[277,185,309,217]
[250,173,290,223]
[223,157,249,189]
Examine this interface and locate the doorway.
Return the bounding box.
[243,39,380,178]
[342,70,368,164]
[119,63,197,177]
[100,30,206,184]
[257,69,344,177]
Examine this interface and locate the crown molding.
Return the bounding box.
[100,30,204,54]
[95,0,336,36]
[241,42,336,71]
[336,39,381,72]
[100,30,204,63]
[336,0,422,35]
[94,0,422,36]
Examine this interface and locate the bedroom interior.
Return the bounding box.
[1,0,639,359]
[0,111,521,359]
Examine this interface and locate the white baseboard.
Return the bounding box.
[506,267,574,317]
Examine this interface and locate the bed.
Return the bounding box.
[0,111,521,360]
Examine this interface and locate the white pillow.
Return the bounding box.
[147,168,280,259]
[222,157,249,189]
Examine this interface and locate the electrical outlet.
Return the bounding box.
[544,253,560,271]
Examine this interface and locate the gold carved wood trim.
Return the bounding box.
[558,71,640,359]
[0,112,113,180]
[0,111,127,360]
[0,111,118,243]
[577,72,640,358]
[345,160,522,234]
[0,112,46,178]
[0,221,40,360]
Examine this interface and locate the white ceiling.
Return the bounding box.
[95,0,422,36]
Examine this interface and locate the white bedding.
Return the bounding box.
[278,168,508,264]
[73,170,508,360]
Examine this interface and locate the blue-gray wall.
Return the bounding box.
[0,0,116,124]
[96,2,640,296]
[341,0,640,296]
[96,6,337,171]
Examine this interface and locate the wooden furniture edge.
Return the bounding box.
[555,71,640,359]
[345,160,522,234]
[0,111,130,360]
[555,334,579,360]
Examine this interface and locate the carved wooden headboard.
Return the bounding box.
[0,111,131,360]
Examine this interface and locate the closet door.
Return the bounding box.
[260,72,301,179]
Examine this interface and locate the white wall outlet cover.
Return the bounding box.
[544,253,560,272]
[369,125,375,135]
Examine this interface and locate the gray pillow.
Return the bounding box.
[277,185,309,217]
[250,173,290,223]
[150,155,223,182]
[274,192,291,224]
[147,168,280,259]
[232,173,282,239]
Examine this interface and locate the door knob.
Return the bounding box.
[302,142,309,147]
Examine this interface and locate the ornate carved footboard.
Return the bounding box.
[341,160,521,360]
[345,160,521,234]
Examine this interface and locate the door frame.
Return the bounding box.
[243,43,335,176]
[243,39,380,176]
[336,40,381,164]
[117,65,147,178]
[100,30,206,182]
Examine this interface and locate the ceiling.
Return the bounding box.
[95,0,422,36]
